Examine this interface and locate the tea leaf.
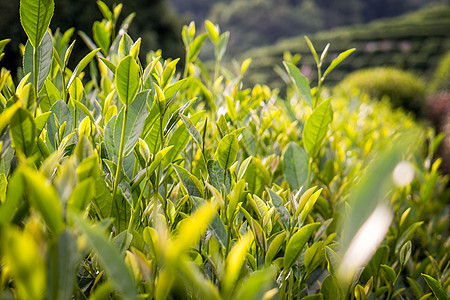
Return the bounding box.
[223,232,253,295]
[93,21,110,55]
[20,0,54,48]
[23,31,53,92]
[115,55,140,105]
[422,274,448,300]
[0,172,25,225]
[66,48,100,90]
[47,230,81,300]
[321,274,341,300]
[10,107,36,156]
[265,231,286,267]
[283,142,308,191]
[381,265,396,283]
[303,98,333,158]
[322,48,356,80]
[283,61,312,107]
[74,215,138,300]
[217,133,239,170]
[173,164,204,198]
[234,265,277,300]
[267,189,290,232]
[181,114,203,148]
[19,165,64,234]
[188,33,207,62]
[284,222,320,269]
[122,91,149,156]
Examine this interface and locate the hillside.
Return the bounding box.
[241,3,450,88]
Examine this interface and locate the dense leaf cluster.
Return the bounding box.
[0,1,448,299]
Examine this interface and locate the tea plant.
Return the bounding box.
[0,1,449,299]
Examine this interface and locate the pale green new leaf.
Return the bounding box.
[115,55,140,105]
[10,108,36,157]
[20,0,54,48]
[188,33,207,62]
[19,165,65,234]
[265,232,286,267]
[235,265,277,300]
[66,48,100,90]
[303,98,333,158]
[93,21,110,55]
[284,222,320,269]
[322,48,356,80]
[217,133,238,170]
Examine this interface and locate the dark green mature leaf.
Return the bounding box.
[47,100,73,150]
[217,133,238,170]
[283,61,312,107]
[283,142,308,190]
[284,222,320,269]
[122,91,149,156]
[422,274,448,300]
[321,274,341,300]
[303,99,333,158]
[74,215,138,300]
[173,164,204,198]
[10,108,36,156]
[165,111,204,164]
[207,160,231,192]
[20,0,54,48]
[23,31,53,92]
[115,55,140,105]
[105,91,149,162]
[381,265,396,283]
[181,114,203,148]
[267,189,290,232]
[104,115,119,162]
[47,230,80,300]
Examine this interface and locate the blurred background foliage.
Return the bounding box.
[1,0,447,76]
[0,0,183,75]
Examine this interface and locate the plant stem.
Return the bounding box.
[33,46,39,115]
[306,157,313,189]
[153,115,165,226]
[111,105,129,222]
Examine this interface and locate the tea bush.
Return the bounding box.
[335,67,426,116]
[430,51,450,94]
[0,1,449,300]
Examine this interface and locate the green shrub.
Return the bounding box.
[430,51,450,93]
[335,67,426,115]
[0,1,448,300]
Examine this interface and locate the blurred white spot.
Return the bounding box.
[393,161,415,187]
[338,204,393,284]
